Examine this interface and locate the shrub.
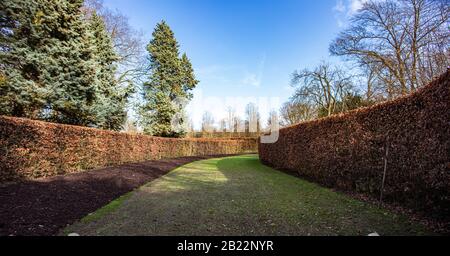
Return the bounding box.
[0,116,256,182]
[259,71,450,221]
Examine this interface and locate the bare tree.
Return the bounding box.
[201,111,215,133]
[266,110,280,131]
[279,101,315,126]
[291,62,354,117]
[245,103,261,133]
[185,118,195,133]
[219,118,227,132]
[330,0,449,98]
[83,0,145,85]
[359,65,387,102]
[226,107,237,132]
[225,107,246,133]
[234,116,245,133]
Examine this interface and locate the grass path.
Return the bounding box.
[65,155,430,236]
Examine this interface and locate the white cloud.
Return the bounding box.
[333,0,369,27]
[349,0,368,14]
[241,54,266,88]
[241,73,261,87]
[333,0,346,13]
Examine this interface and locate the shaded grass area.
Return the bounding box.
[1,155,230,236]
[80,192,133,224]
[66,155,431,236]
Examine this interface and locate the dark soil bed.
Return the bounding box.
[0,155,235,236]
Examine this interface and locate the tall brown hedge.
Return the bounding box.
[0,116,256,182]
[259,71,449,221]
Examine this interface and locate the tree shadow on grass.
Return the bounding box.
[0,155,231,236]
[65,155,430,236]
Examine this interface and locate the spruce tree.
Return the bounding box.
[87,11,131,130]
[0,0,49,118]
[1,0,130,129]
[140,21,198,137]
[180,53,198,99]
[41,0,99,126]
[0,0,97,125]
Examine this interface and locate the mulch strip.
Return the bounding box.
[0,155,235,236]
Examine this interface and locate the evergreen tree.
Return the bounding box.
[41,0,99,126]
[87,11,131,130]
[0,0,49,117]
[0,0,98,125]
[139,21,198,137]
[180,53,198,99]
[1,0,130,129]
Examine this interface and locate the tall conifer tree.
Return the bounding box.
[87,11,131,130]
[140,21,198,137]
[41,0,98,125]
[1,0,130,129]
[0,0,98,125]
[0,0,49,117]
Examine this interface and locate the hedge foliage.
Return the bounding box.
[0,116,256,182]
[259,71,449,221]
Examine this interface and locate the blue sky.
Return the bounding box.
[104,0,361,128]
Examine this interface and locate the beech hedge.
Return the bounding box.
[259,71,449,221]
[0,116,256,182]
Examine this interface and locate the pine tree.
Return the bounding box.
[139,21,198,137]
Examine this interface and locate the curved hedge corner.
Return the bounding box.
[0,117,257,183]
[259,71,449,221]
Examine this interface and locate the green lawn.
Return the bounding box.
[65,155,430,236]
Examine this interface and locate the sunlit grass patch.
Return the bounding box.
[65,155,431,236]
